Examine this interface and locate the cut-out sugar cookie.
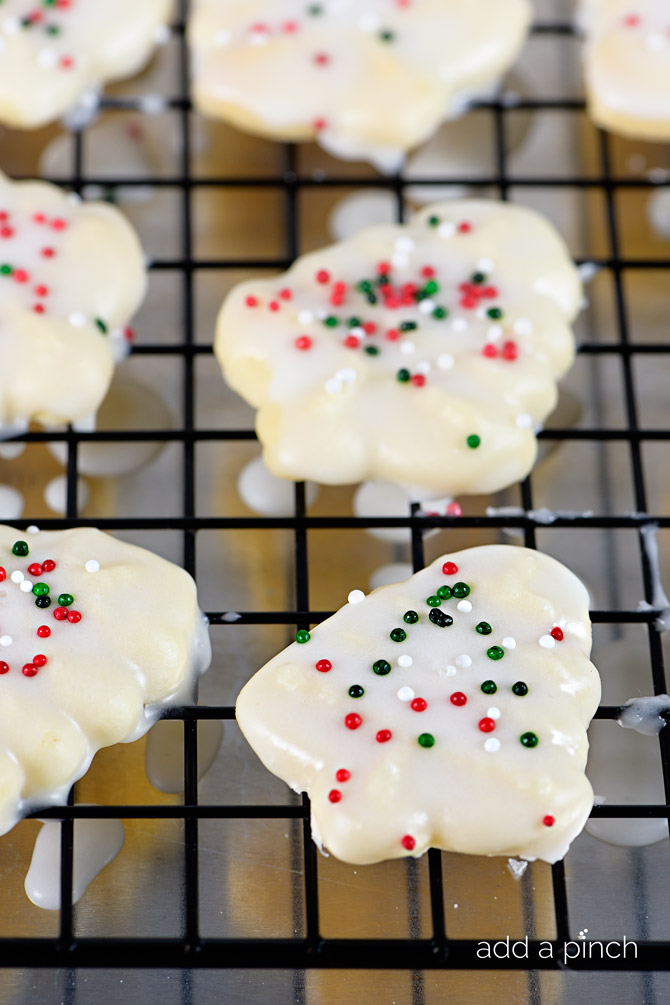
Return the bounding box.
[189,0,531,172]
[0,525,210,835]
[236,545,601,865]
[0,171,146,436]
[215,200,582,502]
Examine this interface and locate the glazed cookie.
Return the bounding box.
[215,200,581,501]
[237,546,601,865]
[0,171,146,436]
[189,0,531,172]
[0,525,211,835]
[579,0,670,139]
[0,1,172,129]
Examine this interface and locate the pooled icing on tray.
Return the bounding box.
[236,545,601,865]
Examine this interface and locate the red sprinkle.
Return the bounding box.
[294,335,313,350]
[0,226,14,239]
[245,295,258,308]
[0,662,8,675]
[33,213,46,224]
[27,563,43,577]
[33,654,47,667]
[446,502,463,517]
[376,729,392,743]
[457,221,472,233]
[401,834,416,851]
[315,659,332,672]
[313,52,330,66]
[51,218,67,230]
[13,269,28,283]
[313,117,328,131]
[279,288,292,300]
[344,335,360,349]
[543,814,555,827]
[268,301,280,312]
[411,374,426,387]
[34,285,48,297]
[67,611,82,624]
[41,247,56,258]
[345,713,362,730]
[623,14,641,27]
[0,567,5,582]
[328,789,342,803]
[442,562,458,575]
[386,328,400,341]
[411,698,427,712]
[282,19,299,32]
[42,559,56,572]
[36,626,51,638]
[22,663,38,677]
[450,692,467,706]
[420,265,435,278]
[377,261,391,274]
[316,269,330,284]
[482,343,498,358]
[33,304,45,314]
[335,768,351,783]
[363,321,377,335]
[501,340,518,361]
[53,607,68,621]
[479,717,496,733]
[550,627,564,641]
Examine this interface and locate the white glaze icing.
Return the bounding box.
[579,0,670,139]
[24,810,125,910]
[216,199,581,500]
[145,717,223,793]
[0,172,146,433]
[237,455,319,516]
[0,524,211,836]
[618,694,670,735]
[236,545,601,865]
[0,1,172,129]
[189,0,531,170]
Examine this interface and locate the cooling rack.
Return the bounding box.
[2,1,670,999]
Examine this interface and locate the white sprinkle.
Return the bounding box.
[85,560,100,573]
[438,221,456,238]
[487,706,501,720]
[325,378,342,394]
[502,636,516,649]
[451,317,468,333]
[221,612,241,622]
[316,308,328,320]
[19,580,33,593]
[397,686,414,702]
[298,309,314,325]
[539,634,556,649]
[3,18,20,35]
[335,368,356,383]
[445,665,457,676]
[484,738,501,753]
[359,13,380,30]
[10,571,23,583]
[646,32,666,51]
[514,318,533,336]
[66,193,81,206]
[477,258,495,273]
[456,654,472,668]
[399,340,416,355]
[437,353,454,370]
[391,253,409,269]
[0,635,12,647]
[397,654,413,668]
[516,413,533,429]
[37,48,57,69]
[394,237,414,253]
[487,324,503,342]
[214,29,231,46]
[26,525,40,535]
[418,299,436,314]
[68,312,86,328]
[348,326,365,338]
[347,589,365,605]
[457,600,472,613]
[415,360,431,375]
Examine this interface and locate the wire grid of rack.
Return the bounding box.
[2,0,670,992]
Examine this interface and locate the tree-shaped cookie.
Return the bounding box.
[190,0,531,171]
[0,0,172,128]
[0,525,210,834]
[237,545,601,864]
[216,200,582,501]
[0,171,146,435]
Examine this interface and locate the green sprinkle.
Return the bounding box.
[366,293,377,305]
[347,317,361,328]
[487,646,505,661]
[364,345,380,356]
[452,582,470,599]
[471,272,486,284]
[512,681,529,696]
[95,318,108,334]
[357,280,373,293]
[0,264,12,275]
[11,541,28,557]
[32,583,49,597]
[428,215,440,227]
[423,280,439,295]
[307,3,323,13]
[348,685,364,698]
[296,629,311,644]
[520,731,539,748]
[46,24,61,35]
[35,596,51,609]
[373,659,391,676]
[487,307,503,320]
[432,306,448,319]
[436,585,452,599]
[390,628,407,643]
[324,316,339,327]
[58,593,74,607]
[426,595,441,607]
[466,434,481,449]
[403,610,419,624]
[379,29,394,41]
[476,621,492,635]
[418,733,435,748]
[396,368,411,383]
[399,321,417,331]
[481,680,497,695]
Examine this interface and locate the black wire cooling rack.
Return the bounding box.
[3,1,670,988]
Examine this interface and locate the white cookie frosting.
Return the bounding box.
[0,0,172,129]
[0,525,211,835]
[236,545,601,865]
[0,171,146,433]
[579,0,670,139]
[215,199,581,500]
[189,0,531,171]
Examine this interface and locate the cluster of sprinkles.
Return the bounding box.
[0,537,93,678]
[1,0,77,71]
[294,556,566,848]
[620,11,670,53]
